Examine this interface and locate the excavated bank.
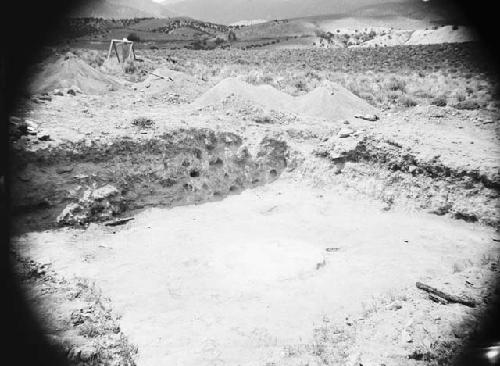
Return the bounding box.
[9,128,289,230]
[311,133,500,225]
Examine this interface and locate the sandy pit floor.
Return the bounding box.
[13,176,499,366]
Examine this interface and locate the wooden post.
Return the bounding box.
[106,40,114,60]
[107,39,135,63]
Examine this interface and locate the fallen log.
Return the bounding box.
[428,293,448,305]
[147,70,173,81]
[416,281,477,307]
[104,217,134,227]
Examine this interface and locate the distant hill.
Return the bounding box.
[70,0,175,19]
[164,0,381,24]
[163,0,465,25]
[350,0,467,24]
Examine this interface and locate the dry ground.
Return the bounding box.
[9,43,500,365]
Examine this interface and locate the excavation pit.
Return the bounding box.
[13,178,499,366]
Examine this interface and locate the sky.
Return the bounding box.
[152,0,183,3]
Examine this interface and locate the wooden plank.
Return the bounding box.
[106,40,114,60]
[416,282,477,307]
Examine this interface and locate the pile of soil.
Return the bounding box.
[193,77,377,120]
[194,77,292,110]
[294,85,377,120]
[28,53,123,95]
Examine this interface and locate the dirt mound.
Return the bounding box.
[294,85,377,120]
[194,77,377,120]
[29,54,123,95]
[137,67,207,102]
[193,77,293,110]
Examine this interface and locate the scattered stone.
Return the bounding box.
[56,166,74,174]
[254,113,274,124]
[326,247,341,252]
[132,117,154,129]
[337,127,354,138]
[18,173,31,182]
[8,117,28,140]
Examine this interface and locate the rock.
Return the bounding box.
[408,165,417,174]
[53,89,64,96]
[385,302,402,310]
[70,85,82,94]
[235,145,250,161]
[38,94,52,102]
[26,120,39,135]
[314,135,364,172]
[57,184,122,226]
[67,347,81,361]
[18,173,31,182]
[337,127,354,138]
[8,118,28,139]
[401,329,412,343]
[66,88,77,96]
[355,114,379,121]
[91,184,119,200]
[78,345,98,362]
[454,100,480,110]
[27,126,38,135]
[56,165,74,174]
[38,133,51,141]
[56,202,87,226]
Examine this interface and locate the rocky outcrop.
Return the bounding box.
[11,128,290,228]
[56,185,123,226]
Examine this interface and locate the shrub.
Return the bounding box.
[386,77,406,92]
[126,32,141,42]
[399,95,417,107]
[431,96,447,106]
[123,59,137,74]
[454,100,480,110]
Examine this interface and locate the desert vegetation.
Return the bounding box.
[9,13,500,366]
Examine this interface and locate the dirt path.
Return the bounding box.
[14,177,499,365]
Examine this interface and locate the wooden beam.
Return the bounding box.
[113,42,120,63]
